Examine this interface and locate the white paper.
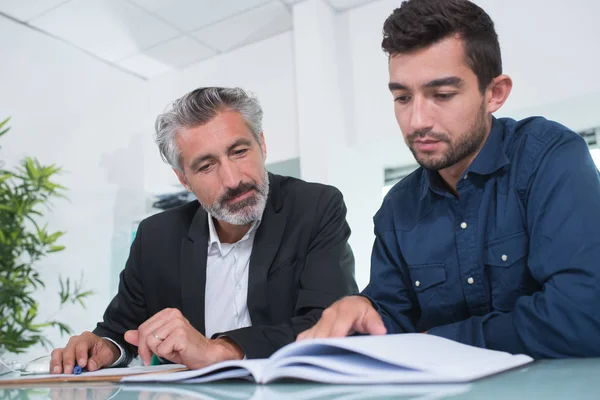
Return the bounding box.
[4,364,185,382]
[121,359,267,383]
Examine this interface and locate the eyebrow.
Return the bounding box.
[388,76,464,92]
[188,138,254,171]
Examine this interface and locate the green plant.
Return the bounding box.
[0,117,94,354]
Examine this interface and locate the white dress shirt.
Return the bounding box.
[204,215,256,338]
[108,215,257,366]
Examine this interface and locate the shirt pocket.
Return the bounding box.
[407,263,448,309]
[484,231,529,312]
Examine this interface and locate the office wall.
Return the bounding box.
[0,16,151,363]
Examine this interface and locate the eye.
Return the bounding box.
[198,163,213,173]
[434,93,456,101]
[233,148,248,156]
[394,95,411,104]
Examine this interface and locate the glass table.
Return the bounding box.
[1,358,598,399]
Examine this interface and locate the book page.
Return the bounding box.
[121,359,268,383]
[265,334,532,383]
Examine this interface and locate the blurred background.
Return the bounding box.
[1,0,599,364]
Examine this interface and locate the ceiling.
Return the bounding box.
[0,0,378,79]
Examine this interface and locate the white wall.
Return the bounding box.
[0,16,151,363]
[144,32,298,196]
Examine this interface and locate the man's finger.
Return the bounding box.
[355,309,387,335]
[62,340,77,374]
[49,348,64,374]
[124,330,139,346]
[155,335,178,363]
[87,340,118,372]
[74,341,90,368]
[329,314,358,338]
[296,330,309,341]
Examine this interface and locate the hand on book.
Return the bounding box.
[50,332,120,374]
[297,295,387,341]
[124,308,244,369]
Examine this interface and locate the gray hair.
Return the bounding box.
[155,87,264,171]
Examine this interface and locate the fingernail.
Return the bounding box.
[52,366,61,374]
[88,360,97,371]
[78,358,86,366]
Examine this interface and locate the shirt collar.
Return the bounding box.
[207,215,261,254]
[420,117,510,200]
[467,116,510,176]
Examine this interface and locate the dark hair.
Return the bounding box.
[382,0,501,93]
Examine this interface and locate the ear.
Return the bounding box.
[174,168,191,191]
[486,74,513,114]
[259,132,267,160]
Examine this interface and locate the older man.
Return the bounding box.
[50,87,357,372]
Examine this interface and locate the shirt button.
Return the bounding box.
[467,277,474,285]
[236,285,241,290]
[463,173,469,180]
[460,222,468,229]
[415,280,421,287]
[501,254,508,262]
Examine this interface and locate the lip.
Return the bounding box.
[227,190,254,203]
[414,139,441,152]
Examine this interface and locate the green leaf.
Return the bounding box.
[48,245,65,253]
[0,116,9,137]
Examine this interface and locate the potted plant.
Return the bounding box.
[0,117,94,356]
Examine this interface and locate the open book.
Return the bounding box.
[123,333,533,385]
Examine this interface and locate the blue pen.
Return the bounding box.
[73,366,85,375]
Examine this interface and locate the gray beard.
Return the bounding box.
[201,171,269,226]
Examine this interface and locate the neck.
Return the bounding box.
[214,218,253,243]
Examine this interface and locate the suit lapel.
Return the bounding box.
[248,174,286,324]
[180,206,209,335]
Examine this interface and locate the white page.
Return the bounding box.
[3,364,186,382]
[121,359,267,383]
[267,334,532,382]
[262,364,442,384]
[267,353,416,378]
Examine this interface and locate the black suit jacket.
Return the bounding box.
[94,173,357,362]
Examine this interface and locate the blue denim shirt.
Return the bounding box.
[363,116,600,358]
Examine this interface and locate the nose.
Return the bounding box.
[409,95,434,133]
[219,159,242,189]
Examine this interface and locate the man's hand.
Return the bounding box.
[50,331,120,374]
[124,308,244,369]
[297,295,387,341]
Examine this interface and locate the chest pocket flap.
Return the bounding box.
[484,231,528,267]
[408,263,446,292]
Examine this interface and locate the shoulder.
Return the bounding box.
[502,116,585,162]
[500,116,588,186]
[138,200,201,235]
[272,173,344,206]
